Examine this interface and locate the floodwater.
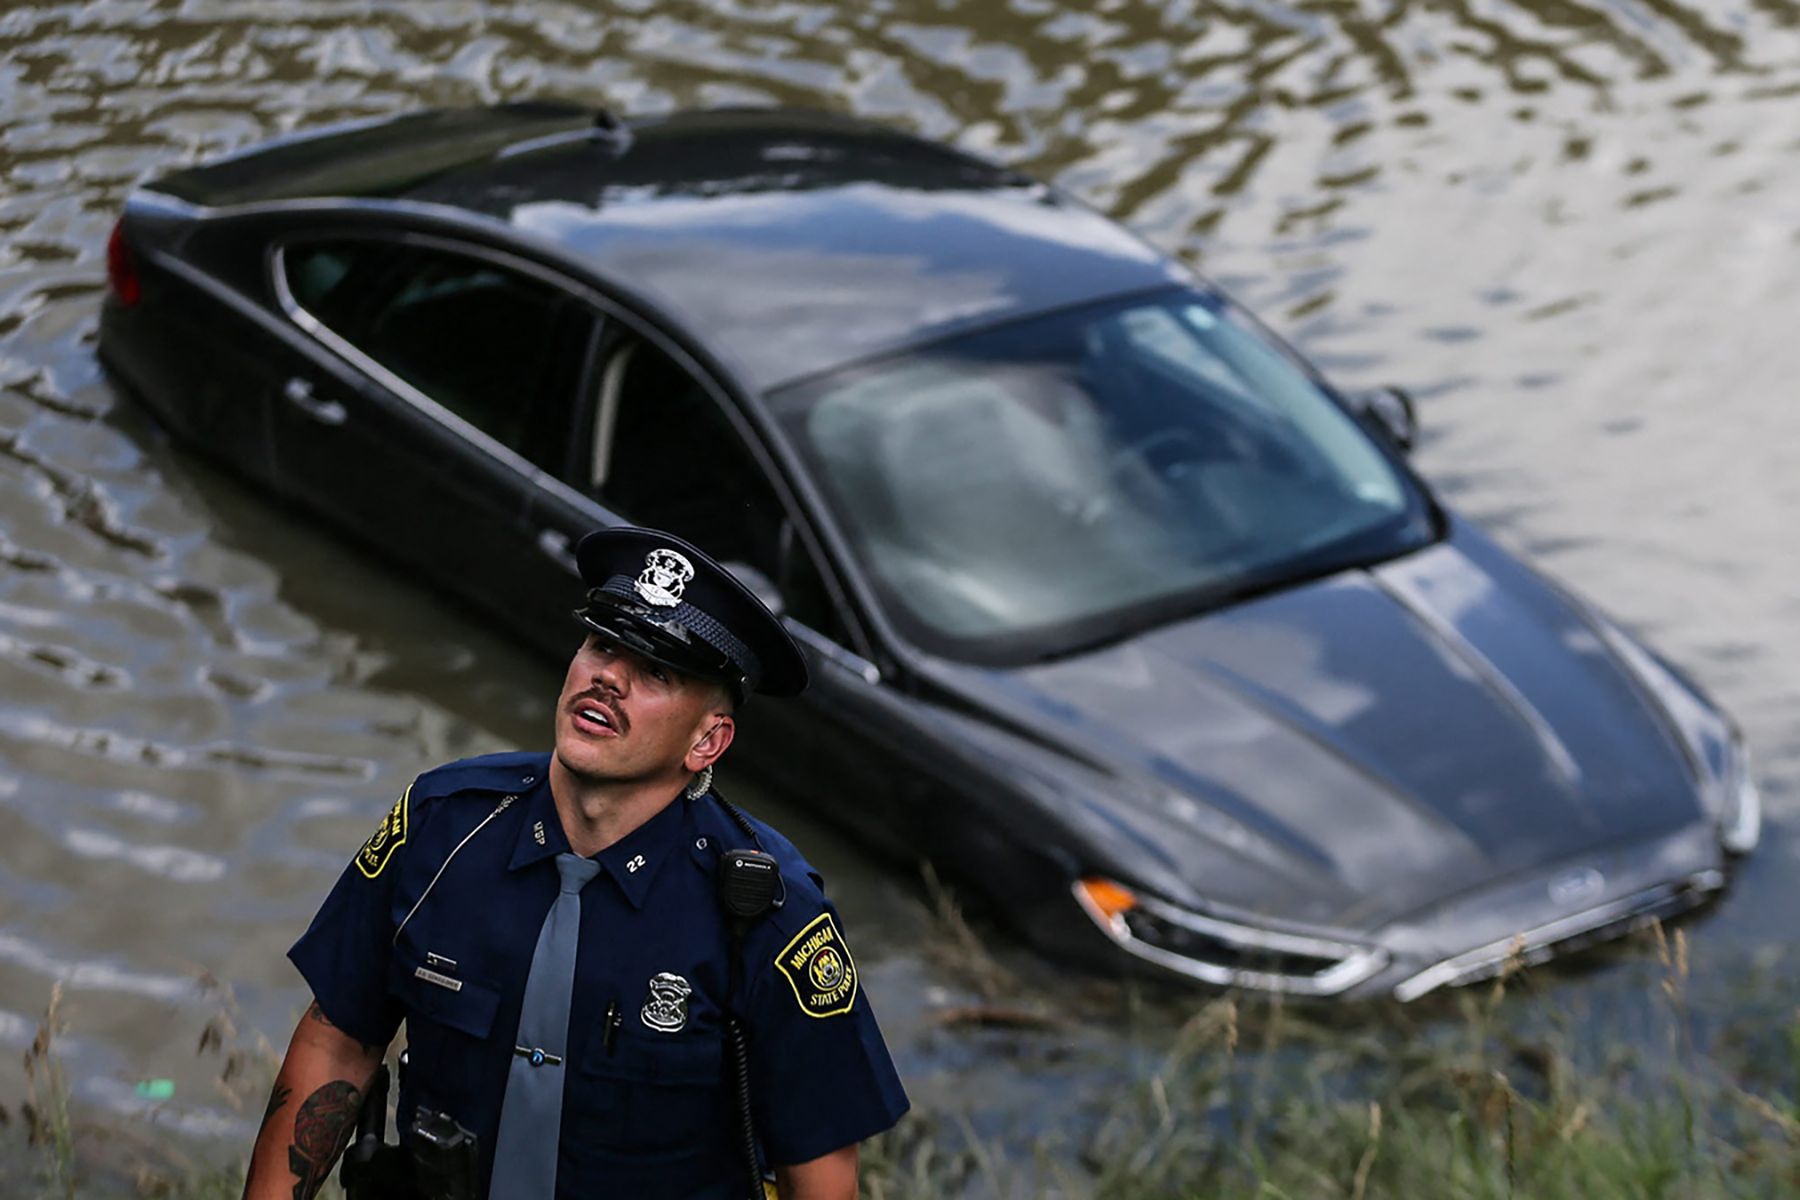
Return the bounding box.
[0,0,1797,1171]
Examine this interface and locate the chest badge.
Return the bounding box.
[641,971,692,1033]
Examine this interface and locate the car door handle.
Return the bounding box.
[283,377,347,426]
[537,528,579,575]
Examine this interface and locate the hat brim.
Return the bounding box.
[574,594,748,702]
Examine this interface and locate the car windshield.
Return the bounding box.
[769,289,1438,661]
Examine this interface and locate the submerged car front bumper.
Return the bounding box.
[1077,820,1731,1001]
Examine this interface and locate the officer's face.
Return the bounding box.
[553,633,734,789]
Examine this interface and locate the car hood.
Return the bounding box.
[915,518,1705,932]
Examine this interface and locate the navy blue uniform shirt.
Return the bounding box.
[290,752,909,1199]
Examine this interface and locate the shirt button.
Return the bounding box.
[695,837,708,850]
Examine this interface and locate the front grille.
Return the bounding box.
[1392,869,1725,1002]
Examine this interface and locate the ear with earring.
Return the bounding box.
[685,720,724,800]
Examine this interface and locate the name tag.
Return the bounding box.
[414,966,463,992]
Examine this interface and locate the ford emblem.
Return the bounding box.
[1548,867,1604,907]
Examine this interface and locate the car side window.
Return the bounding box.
[588,334,847,642]
[282,240,585,466]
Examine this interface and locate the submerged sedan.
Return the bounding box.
[97,103,1760,1000]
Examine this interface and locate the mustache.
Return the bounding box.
[569,690,628,734]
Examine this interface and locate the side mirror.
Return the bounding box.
[1346,386,1418,454]
[724,561,786,619]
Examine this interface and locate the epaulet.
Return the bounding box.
[409,750,548,808]
[696,792,825,895]
[351,752,542,882]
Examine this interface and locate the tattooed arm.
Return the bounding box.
[243,1000,388,1200]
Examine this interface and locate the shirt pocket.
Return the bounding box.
[388,946,504,1114]
[573,1027,726,1156]
[390,949,502,1038]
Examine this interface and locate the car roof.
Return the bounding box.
[152,105,1189,391]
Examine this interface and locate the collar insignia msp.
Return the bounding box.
[774,912,858,1018]
[355,785,410,879]
[634,548,695,608]
[641,972,692,1032]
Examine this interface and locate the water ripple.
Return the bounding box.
[64,826,226,884]
[0,931,192,1002]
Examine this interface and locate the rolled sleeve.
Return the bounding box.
[746,899,909,1166]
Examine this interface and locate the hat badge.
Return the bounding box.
[634,548,694,608]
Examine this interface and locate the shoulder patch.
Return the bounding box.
[354,785,410,879]
[774,912,858,1018]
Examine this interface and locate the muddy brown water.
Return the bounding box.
[0,0,1796,1166]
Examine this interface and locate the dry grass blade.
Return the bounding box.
[1349,1101,1382,1200]
[918,860,1015,1002]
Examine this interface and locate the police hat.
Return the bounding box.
[572,528,808,701]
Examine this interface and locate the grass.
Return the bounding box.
[859,906,1800,1200]
[2,978,334,1200]
[861,992,1800,1199]
[8,912,1799,1199]
[18,982,76,1200]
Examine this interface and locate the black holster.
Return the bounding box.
[341,1143,416,1200]
[340,1064,417,1199]
[407,1106,481,1200]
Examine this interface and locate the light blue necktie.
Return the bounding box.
[490,852,601,1200]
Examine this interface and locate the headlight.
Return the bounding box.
[1720,737,1762,855]
[1073,877,1387,996]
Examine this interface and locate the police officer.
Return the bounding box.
[242,527,910,1200]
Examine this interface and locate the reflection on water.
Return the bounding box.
[0,0,1796,1151]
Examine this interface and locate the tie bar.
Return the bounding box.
[513,1045,563,1068]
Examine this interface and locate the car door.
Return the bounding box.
[526,326,918,849]
[268,233,597,625]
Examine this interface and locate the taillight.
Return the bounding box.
[106,220,140,306]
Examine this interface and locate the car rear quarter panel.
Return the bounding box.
[99,224,279,484]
